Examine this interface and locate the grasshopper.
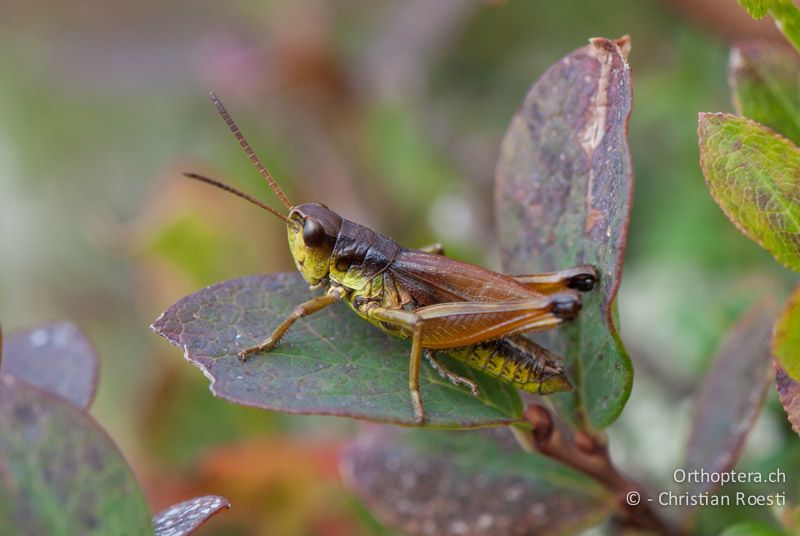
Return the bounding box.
[186,93,597,423]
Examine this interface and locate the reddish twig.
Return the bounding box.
[524,404,682,535]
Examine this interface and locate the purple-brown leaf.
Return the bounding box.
[775,362,800,436]
[340,427,614,536]
[152,273,523,428]
[153,495,231,536]
[684,302,775,495]
[1,322,99,409]
[495,37,634,428]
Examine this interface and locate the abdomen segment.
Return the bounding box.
[445,335,572,394]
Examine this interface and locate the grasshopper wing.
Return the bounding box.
[389,248,541,305]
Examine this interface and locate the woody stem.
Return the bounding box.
[523,404,682,535]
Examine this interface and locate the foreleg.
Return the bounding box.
[239,287,344,361]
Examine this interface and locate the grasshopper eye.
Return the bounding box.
[302,217,325,247]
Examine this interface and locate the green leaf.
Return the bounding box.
[738,0,800,54]
[1,322,98,409]
[0,375,152,534]
[152,273,524,428]
[738,0,771,19]
[685,302,775,496]
[340,427,614,535]
[730,41,800,145]
[153,495,230,536]
[495,37,634,429]
[698,112,800,272]
[774,284,800,385]
[769,1,800,54]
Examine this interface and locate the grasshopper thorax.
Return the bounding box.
[287,203,342,286]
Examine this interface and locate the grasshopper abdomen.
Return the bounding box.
[446,335,572,394]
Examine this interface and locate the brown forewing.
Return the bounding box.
[389,248,543,307]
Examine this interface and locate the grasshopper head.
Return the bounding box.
[288,203,342,286]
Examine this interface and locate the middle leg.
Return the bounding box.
[425,350,479,396]
[361,305,427,423]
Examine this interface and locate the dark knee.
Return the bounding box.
[551,293,581,320]
[567,266,598,292]
[568,273,597,292]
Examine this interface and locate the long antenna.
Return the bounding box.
[209,92,293,210]
[183,172,290,223]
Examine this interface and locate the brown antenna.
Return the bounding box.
[183,172,290,223]
[209,92,293,210]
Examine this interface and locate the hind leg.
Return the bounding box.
[362,292,579,422]
[511,265,598,293]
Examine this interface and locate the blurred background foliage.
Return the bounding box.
[1,0,798,534]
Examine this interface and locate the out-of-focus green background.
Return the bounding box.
[1,0,797,534]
